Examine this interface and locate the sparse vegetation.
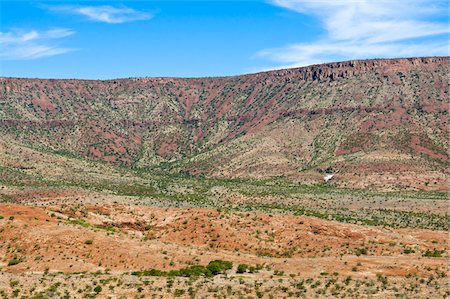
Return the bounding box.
[132,260,232,278]
[0,58,448,298]
[423,249,446,257]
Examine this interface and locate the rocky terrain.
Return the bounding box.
[0,57,449,298]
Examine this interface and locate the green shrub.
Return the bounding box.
[93,285,102,293]
[237,264,249,274]
[132,260,232,278]
[8,257,21,266]
[174,289,185,297]
[403,247,415,254]
[207,260,232,275]
[354,247,368,256]
[376,273,388,285]
[423,249,445,257]
[170,265,210,278]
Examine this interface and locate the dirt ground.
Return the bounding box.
[0,195,448,298]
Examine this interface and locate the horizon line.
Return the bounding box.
[1,56,448,81]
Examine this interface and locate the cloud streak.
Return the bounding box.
[258,0,449,69]
[0,28,75,60]
[52,5,153,24]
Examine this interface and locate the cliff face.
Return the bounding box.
[248,56,447,81]
[1,57,448,190]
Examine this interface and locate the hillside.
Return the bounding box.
[1,56,448,191]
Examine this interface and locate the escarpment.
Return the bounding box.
[1,57,448,190]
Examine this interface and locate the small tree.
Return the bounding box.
[237,264,249,274]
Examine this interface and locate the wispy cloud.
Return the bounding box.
[257,0,449,69]
[0,28,75,60]
[51,5,153,24]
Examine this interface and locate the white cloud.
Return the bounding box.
[0,28,75,60]
[52,5,152,24]
[257,0,449,69]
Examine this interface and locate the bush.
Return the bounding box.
[132,260,233,278]
[403,247,415,254]
[354,247,367,256]
[84,240,93,245]
[171,265,210,278]
[207,260,232,275]
[8,257,21,266]
[93,286,102,293]
[237,264,249,274]
[133,268,165,277]
[376,273,388,285]
[423,249,446,257]
[174,289,185,297]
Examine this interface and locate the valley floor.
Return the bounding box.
[0,194,448,298]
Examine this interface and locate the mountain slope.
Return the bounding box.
[1,57,448,190]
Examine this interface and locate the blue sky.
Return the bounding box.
[1,0,448,79]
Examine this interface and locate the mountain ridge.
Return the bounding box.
[1,56,448,191]
[1,56,447,81]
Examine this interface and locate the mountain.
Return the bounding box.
[1,56,448,191]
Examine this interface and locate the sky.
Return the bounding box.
[0,0,448,79]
